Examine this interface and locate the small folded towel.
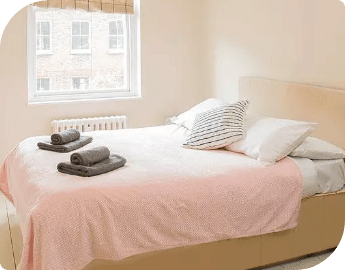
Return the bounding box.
[51,129,80,145]
[37,136,93,153]
[57,154,126,177]
[71,146,111,166]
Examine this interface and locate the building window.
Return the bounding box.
[36,21,51,54]
[37,78,50,91]
[72,77,90,90]
[109,20,125,53]
[114,76,124,87]
[71,22,91,54]
[27,2,141,104]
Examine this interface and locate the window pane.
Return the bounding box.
[72,37,81,50]
[37,78,50,91]
[117,21,124,35]
[109,37,118,49]
[37,37,42,50]
[109,21,117,35]
[42,78,50,90]
[37,22,41,35]
[119,77,124,86]
[81,22,89,35]
[81,37,89,49]
[73,78,80,89]
[117,36,124,49]
[41,22,50,35]
[81,78,89,89]
[114,76,124,86]
[43,37,50,50]
[72,22,80,35]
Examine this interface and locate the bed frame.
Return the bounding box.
[84,77,345,270]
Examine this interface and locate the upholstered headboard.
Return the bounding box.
[239,77,345,150]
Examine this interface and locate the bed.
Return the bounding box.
[1,77,345,270]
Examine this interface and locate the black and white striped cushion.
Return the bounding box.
[183,100,251,150]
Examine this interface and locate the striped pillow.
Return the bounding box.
[183,100,251,150]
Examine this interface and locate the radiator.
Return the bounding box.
[51,116,128,133]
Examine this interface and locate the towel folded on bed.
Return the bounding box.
[51,128,80,145]
[37,136,93,153]
[71,146,110,166]
[57,154,126,177]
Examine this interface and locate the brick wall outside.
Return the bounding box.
[36,9,126,91]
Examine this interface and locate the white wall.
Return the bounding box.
[0,0,204,162]
[202,0,345,102]
[2,0,345,162]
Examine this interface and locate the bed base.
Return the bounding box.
[84,191,345,270]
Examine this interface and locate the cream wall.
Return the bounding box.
[202,0,345,102]
[0,0,204,162]
[2,0,345,162]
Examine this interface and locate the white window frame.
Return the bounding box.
[36,21,52,55]
[27,1,141,104]
[109,20,126,54]
[70,21,92,55]
[37,77,51,91]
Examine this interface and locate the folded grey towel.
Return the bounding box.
[51,129,80,145]
[37,136,93,153]
[71,146,110,166]
[57,154,126,177]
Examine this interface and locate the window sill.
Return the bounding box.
[37,51,53,55]
[108,50,125,54]
[28,95,142,106]
[70,50,92,55]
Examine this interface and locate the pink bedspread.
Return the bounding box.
[0,125,303,270]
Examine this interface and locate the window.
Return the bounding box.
[109,20,125,53]
[37,78,50,91]
[27,2,141,104]
[114,76,124,87]
[36,21,51,54]
[71,22,91,53]
[72,77,90,90]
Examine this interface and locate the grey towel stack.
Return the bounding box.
[38,129,93,153]
[58,147,126,177]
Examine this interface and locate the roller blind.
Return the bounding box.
[32,0,134,14]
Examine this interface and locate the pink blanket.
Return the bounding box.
[0,125,303,270]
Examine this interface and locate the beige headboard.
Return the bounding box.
[239,77,345,150]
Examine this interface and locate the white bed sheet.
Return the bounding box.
[290,157,345,198]
[313,159,345,193]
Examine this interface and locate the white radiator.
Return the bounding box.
[51,116,128,133]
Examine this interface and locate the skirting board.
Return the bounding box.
[83,190,345,270]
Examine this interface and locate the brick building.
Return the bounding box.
[36,8,127,92]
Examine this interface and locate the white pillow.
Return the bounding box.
[225,115,318,165]
[183,100,251,150]
[289,137,345,160]
[170,98,226,130]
